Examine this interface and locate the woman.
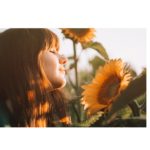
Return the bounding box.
[0,29,71,127]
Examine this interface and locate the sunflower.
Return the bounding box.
[61,28,95,44]
[81,59,132,116]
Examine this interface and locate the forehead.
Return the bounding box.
[44,29,60,51]
[46,40,59,53]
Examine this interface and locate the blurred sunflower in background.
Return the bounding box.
[81,59,132,116]
[61,28,95,44]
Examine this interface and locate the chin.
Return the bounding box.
[52,79,66,89]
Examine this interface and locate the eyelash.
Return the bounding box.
[49,51,60,58]
[49,51,64,59]
[49,51,56,54]
[49,51,55,53]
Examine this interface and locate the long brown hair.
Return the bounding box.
[0,29,70,127]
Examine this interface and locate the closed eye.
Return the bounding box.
[49,51,56,54]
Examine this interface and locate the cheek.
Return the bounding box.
[51,68,67,88]
[41,52,59,80]
[40,51,66,88]
[50,61,60,78]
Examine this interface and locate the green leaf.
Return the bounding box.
[67,56,75,60]
[69,63,76,70]
[103,117,146,127]
[89,56,105,75]
[75,111,103,127]
[82,41,109,60]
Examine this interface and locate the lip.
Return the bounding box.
[59,67,66,72]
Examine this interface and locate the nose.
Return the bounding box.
[59,55,68,64]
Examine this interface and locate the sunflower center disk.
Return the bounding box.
[70,29,91,36]
[99,75,120,105]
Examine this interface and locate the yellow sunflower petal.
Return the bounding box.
[87,104,107,116]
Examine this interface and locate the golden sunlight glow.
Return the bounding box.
[27,90,35,101]
[59,116,71,125]
[32,102,50,116]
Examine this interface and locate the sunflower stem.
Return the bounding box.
[67,74,76,90]
[73,41,82,123]
[73,42,79,95]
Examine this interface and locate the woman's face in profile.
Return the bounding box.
[40,50,68,89]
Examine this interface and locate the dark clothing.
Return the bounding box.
[0,102,10,127]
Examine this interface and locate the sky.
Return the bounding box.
[52,28,146,75]
[0,28,146,75]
